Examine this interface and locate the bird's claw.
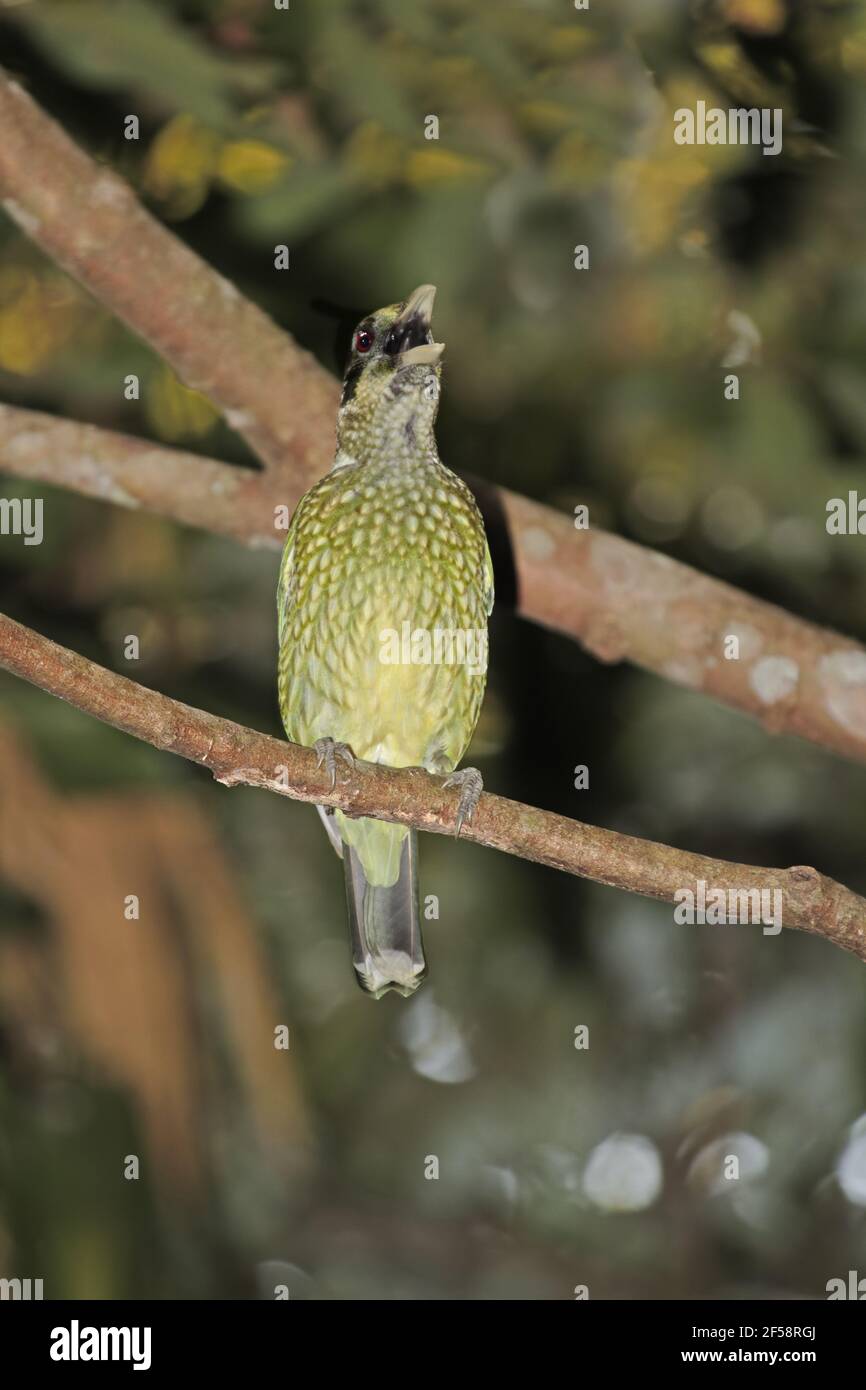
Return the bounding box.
[314,737,356,791]
[443,766,483,837]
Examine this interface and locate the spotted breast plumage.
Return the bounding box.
[277,285,493,999]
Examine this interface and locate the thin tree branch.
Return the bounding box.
[1,70,865,769]
[1,611,864,965]
[4,401,866,771]
[0,403,277,547]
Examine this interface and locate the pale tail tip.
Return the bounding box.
[354,949,427,1000]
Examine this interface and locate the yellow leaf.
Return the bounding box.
[519,100,573,138]
[722,0,786,35]
[696,39,786,106]
[145,367,217,442]
[842,26,866,76]
[143,114,220,219]
[548,130,609,187]
[541,25,596,60]
[217,139,289,194]
[428,56,482,96]
[343,121,406,188]
[0,270,82,375]
[404,147,492,188]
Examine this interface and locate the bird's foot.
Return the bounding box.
[314,737,356,791]
[442,766,483,837]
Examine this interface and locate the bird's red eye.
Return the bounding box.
[355,329,374,353]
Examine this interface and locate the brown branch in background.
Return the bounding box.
[0,403,278,547]
[1,68,865,769]
[4,402,866,770]
[2,611,865,966]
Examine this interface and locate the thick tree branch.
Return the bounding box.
[1,611,864,966]
[1,69,866,770]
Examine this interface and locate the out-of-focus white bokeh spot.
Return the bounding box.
[627,474,690,543]
[481,1164,520,1211]
[582,1133,663,1212]
[836,1115,866,1207]
[701,487,765,550]
[767,516,825,568]
[398,993,476,1084]
[688,1131,769,1197]
[722,309,762,368]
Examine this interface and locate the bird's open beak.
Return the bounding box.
[387,284,445,367]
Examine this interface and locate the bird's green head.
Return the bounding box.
[336,284,444,459]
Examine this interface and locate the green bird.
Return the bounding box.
[277,285,493,999]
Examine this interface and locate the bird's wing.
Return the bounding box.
[276,502,303,645]
[482,536,495,617]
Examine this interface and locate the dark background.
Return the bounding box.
[1,0,866,1299]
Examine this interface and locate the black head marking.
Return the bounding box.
[341,360,364,407]
[311,296,369,372]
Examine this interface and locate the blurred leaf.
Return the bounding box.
[311,17,417,134]
[145,365,218,442]
[233,163,357,241]
[404,146,495,188]
[722,0,787,38]
[217,138,289,194]
[142,113,220,218]
[0,269,84,375]
[342,121,407,190]
[16,0,277,127]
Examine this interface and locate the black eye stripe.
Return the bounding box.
[340,360,364,406]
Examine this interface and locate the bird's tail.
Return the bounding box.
[343,828,426,999]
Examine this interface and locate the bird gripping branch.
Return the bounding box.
[277,286,494,997]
